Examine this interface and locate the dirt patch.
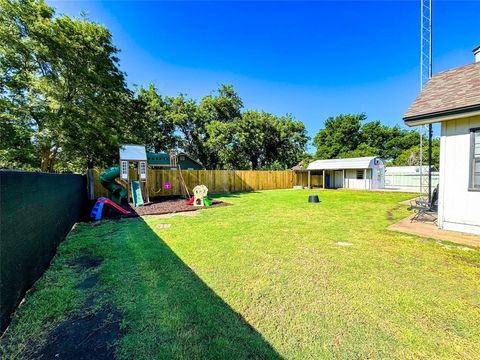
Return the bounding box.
[386,205,402,220]
[132,198,230,217]
[34,306,121,360]
[69,255,103,271]
[76,274,100,290]
[98,197,230,220]
[335,242,353,247]
[30,254,121,359]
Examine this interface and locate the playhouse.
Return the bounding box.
[119,144,150,206]
[91,144,216,220]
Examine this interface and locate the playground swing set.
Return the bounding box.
[90,144,212,220]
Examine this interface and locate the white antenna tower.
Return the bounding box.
[419,0,433,200]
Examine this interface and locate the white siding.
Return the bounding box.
[371,165,385,189]
[344,169,371,190]
[334,171,343,188]
[439,116,480,235]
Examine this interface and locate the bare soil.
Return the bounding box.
[31,254,122,360]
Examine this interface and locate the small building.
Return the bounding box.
[403,46,480,235]
[119,144,149,203]
[119,144,147,181]
[147,152,204,170]
[297,156,385,190]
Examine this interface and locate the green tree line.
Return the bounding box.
[310,114,439,168]
[1,0,436,173]
[0,0,307,172]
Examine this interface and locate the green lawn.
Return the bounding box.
[2,190,480,359]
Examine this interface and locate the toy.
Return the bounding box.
[186,185,214,207]
[100,166,128,205]
[90,197,130,221]
[192,185,208,207]
[164,181,172,190]
[118,144,149,207]
[203,198,212,207]
[131,180,144,207]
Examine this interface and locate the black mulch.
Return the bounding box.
[97,196,230,220]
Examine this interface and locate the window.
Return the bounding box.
[356,170,364,180]
[139,161,146,180]
[120,161,128,180]
[470,128,480,190]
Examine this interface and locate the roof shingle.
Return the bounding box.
[403,61,480,121]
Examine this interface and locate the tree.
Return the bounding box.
[0,0,131,172]
[267,114,308,169]
[127,85,177,152]
[394,139,440,169]
[313,114,365,159]
[383,126,420,161]
[312,113,440,167]
[172,84,243,169]
[207,110,308,170]
[231,110,275,170]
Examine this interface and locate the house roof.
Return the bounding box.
[290,161,303,171]
[147,152,204,168]
[306,156,381,171]
[403,61,480,125]
[119,144,147,161]
[177,152,204,167]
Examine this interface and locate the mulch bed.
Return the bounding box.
[100,197,229,219]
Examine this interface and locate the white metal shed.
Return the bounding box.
[298,156,385,190]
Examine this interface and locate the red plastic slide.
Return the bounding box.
[186,196,194,205]
[101,198,130,214]
[90,197,130,221]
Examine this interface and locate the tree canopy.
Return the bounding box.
[1,0,131,171]
[0,1,307,172]
[1,1,433,173]
[312,114,439,168]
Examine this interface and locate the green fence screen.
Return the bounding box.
[0,170,86,332]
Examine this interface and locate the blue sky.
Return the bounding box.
[48,1,480,142]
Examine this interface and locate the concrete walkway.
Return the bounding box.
[388,216,480,247]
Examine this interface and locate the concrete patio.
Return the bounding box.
[388,215,480,247]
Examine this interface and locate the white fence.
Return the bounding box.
[385,172,439,192]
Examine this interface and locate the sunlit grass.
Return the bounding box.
[2,189,479,359]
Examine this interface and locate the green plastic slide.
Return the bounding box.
[131,180,144,207]
[100,166,128,205]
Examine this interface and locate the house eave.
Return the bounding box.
[403,105,480,126]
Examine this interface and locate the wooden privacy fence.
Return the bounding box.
[92,169,296,198]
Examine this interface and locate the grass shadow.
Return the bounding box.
[209,190,261,199]
[101,217,282,359]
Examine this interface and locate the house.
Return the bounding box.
[146,151,204,170]
[403,46,480,235]
[296,156,385,190]
[290,161,304,171]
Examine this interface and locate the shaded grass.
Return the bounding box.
[2,189,480,359]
